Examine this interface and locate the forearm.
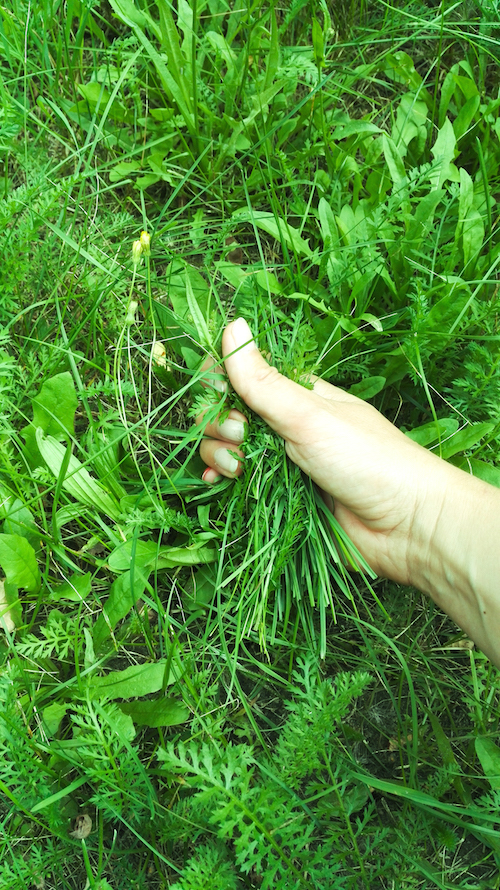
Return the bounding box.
[408,462,500,667]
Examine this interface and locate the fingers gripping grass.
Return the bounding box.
[204,317,377,657]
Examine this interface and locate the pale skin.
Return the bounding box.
[197,317,500,668]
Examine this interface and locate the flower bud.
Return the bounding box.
[132,240,142,266]
[140,230,151,256]
[126,300,138,325]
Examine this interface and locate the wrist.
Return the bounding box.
[406,458,500,665]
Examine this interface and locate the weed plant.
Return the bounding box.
[1,0,500,887]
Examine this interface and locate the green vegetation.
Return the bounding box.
[1,0,500,886]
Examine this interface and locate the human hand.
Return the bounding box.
[198,318,458,585]
[199,317,500,665]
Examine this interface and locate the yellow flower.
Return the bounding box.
[140,230,151,256]
[152,340,167,368]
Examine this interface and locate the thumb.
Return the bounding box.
[222,317,318,441]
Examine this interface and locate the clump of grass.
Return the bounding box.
[205,306,377,656]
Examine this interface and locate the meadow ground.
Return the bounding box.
[1,1,500,887]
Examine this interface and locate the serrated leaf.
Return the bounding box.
[0,534,40,593]
[36,430,121,520]
[118,697,189,727]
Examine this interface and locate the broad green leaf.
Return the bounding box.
[157,0,193,103]
[232,209,312,258]
[205,31,237,70]
[0,534,40,593]
[383,51,423,90]
[93,567,148,650]
[118,697,189,727]
[185,273,212,351]
[462,209,484,269]
[108,539,175,572]
[215,260,250,290]
[459,167,474,218]
[440,422,494,460]
[107,0,157,35]
[76,82,130,122]
[109,160,143,183]
[108,537,216,573]
[318,198,344,287]
[359,313,383,333]
[1,494,39,550]
[392,93,427,157]
[103,706,136,742]
[455,168,474,249]
[23,372,77,467]
[404,190,444,253]
[439,70,458,128]
[475,737,500,790]
[165,260,210,326]
[185,565,217,611]
[318,196,338,246]
[450,457,500,489]
[254,269,282,294]
[331,121,382,140]
[430,118,459,187]
[405,418,459,447]
[349,377,386,400]
[423,280,471,342]
[36,430,121,521]
[88,660,175,699]
[0,579,19,632]
[453,94,480,141]
[265,9,280,87]
[311,17,324,67]
[382,133,407,191]
[427,709,469,803]
[42,702,69,737]
[50,572,92,603]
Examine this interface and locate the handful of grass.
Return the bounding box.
[211,312,377,656]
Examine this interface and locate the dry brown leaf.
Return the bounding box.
[69,813,92,839]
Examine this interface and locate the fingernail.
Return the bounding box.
[214,447,240,474]
[217,418,245,442]
[231,317,256,353]
[212,374,228,393]
[202,467,221,484]
[203,362,227,392]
